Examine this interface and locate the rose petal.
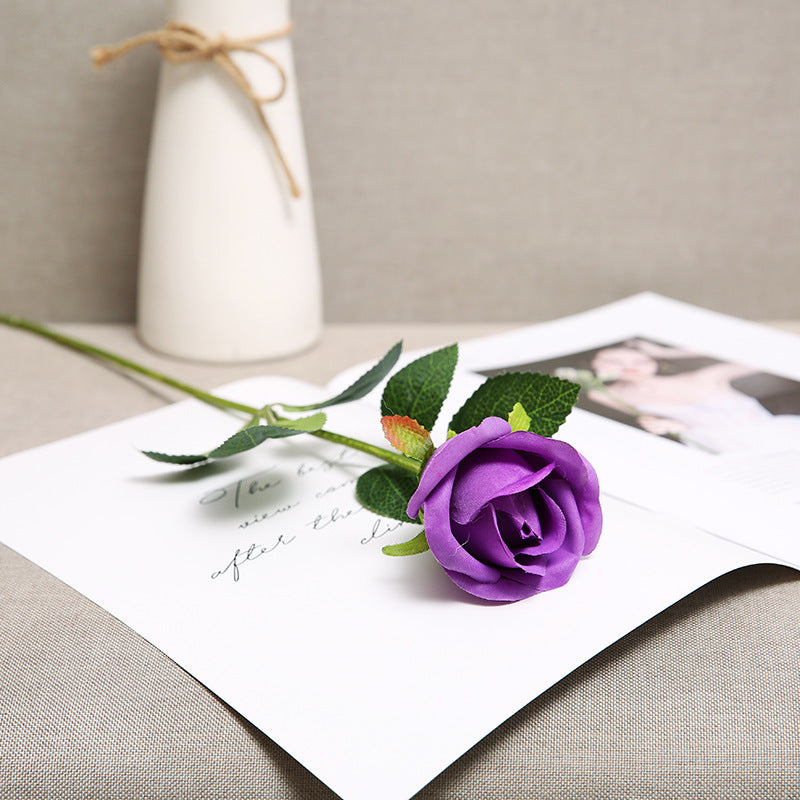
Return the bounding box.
[421,476,503,584]
[532,479,586,592]
[449,449,554,525]
[514,487,567,557]
[443,564,546,602]
[484,431,589,489]
[406,417,511,520]
[543,478,586,554]
[453,506,520,571]
[577,454,602,554]
[535,484,569,552]
[486,431,602,553]
[493,491,542,543]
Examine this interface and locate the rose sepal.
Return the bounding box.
[382,530,429,557]
[381,415,435,462]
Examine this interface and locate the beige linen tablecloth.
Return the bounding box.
[1,323,799,799]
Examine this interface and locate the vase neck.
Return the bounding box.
[164,0,291,37]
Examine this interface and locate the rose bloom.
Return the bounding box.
[407,417,602,601]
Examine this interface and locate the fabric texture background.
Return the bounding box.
[1,1,799,323]
[1,323,799,798]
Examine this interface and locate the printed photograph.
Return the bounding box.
[481,338,800,454]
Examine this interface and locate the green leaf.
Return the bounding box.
[356,464,419,522]
[380,344,458,431]
[141,451,210,465]
[281,341,402,411]
[141,415,326,465]
[207,423,320,458]
[449,372,580,437]
[508,402,532,432]
[382,530,429,557]
[274,412,327,432]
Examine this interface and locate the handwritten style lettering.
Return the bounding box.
[239,501,300,529]
[296,448,358,478]
[211,536,296,582]
[361,518,407,545]
[200,470,282,510]
[307,505,362,530]
[314,477,357,499]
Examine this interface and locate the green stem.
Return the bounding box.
[261,404,279,425]
[310,429,420,474]
[0,314,420,474]
[0,314,257,416]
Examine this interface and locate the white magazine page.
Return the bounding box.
[0,373,772,800]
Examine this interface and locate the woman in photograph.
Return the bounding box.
[581,340,800,453]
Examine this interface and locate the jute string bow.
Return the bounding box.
[91,21,301,198]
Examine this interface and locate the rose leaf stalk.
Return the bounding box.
[0,314,420,475]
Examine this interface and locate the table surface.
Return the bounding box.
[2,319,800,800]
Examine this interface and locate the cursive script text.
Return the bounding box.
[200,469,282,510]
[361,518,408,545]
[307,505,362,530]
[211,536,295,582]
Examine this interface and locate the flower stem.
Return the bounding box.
[0,314,420,474]
[0,314,258,416]
[310,430,420,474]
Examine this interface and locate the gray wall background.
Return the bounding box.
[1,1,798,323]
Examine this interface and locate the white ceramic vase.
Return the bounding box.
[137,0,322,362]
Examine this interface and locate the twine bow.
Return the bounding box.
[91,21,301,198]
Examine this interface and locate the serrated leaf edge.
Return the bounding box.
[355,465,418,523]
[380,343,458,430]
[449,371,579,436]
[281,341,402,411]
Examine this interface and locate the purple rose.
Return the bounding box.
[406,417,602,602]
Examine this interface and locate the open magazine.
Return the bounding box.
[0,293,797,800]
